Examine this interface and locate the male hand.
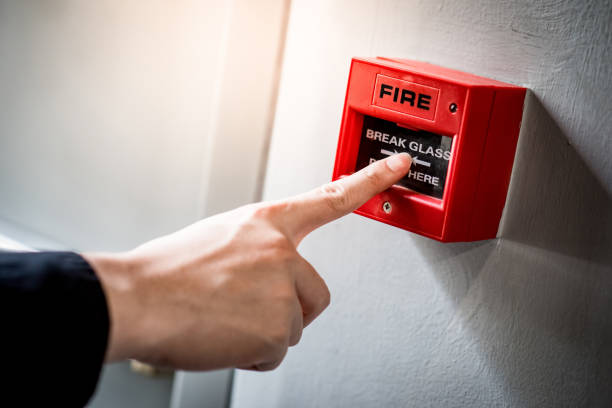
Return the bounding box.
[84,153,411,371]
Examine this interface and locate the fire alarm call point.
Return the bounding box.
[333,57,526,242]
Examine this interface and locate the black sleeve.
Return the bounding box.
[0,251,110,407]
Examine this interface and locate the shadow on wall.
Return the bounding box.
[501,91,612,266]
[411,91,612,406]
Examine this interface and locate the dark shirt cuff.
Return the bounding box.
[0,251,110,407]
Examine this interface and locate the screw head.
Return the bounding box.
[382,201,392,214]
[449,103,458,113]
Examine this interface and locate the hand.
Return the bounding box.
[83,153,411,371]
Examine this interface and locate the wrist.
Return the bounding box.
[82,251,142,362]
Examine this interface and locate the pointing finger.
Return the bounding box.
[277,153,411,244]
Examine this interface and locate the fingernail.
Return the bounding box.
[386,153,412,172]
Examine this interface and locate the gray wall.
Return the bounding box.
[231,1,612,407]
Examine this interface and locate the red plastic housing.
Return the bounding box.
[333,57,526,242]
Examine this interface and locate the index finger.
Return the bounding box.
[277,153,412,244]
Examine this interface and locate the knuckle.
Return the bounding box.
[310,281,331,316]
[289,326,303,347]
[269,232,294,251]
[320,181,351,212]
[246,203,273,221]
[278,288,300,316]
[267,330,290,351]
[249,200,288,221]
[254,357,284,371]
[307,265,331,311]
[264,319,292,355]
[320,284,331,310]
[262,235,296,264]
[251,295,294,368]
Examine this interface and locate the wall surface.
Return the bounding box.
[0,1,286,407]
[0,0,284,253]
[231,1,612,407]
[0,0,228,251]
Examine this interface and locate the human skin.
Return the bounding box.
[83,153,412,371]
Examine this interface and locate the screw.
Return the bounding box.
[382,201,392,214]
[449,103,458,113]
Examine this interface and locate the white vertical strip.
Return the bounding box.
[196,0,236,219]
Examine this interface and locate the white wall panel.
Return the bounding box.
[0,2,288,407]
[0,1,229,251]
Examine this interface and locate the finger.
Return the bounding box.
[293,255,330,328]
[288,294,304,346]
[278,153,411,244]
[239,360,282,371]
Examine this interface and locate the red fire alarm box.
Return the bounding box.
[333,57,526,242]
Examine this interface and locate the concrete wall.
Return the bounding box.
[231,1,612,407]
